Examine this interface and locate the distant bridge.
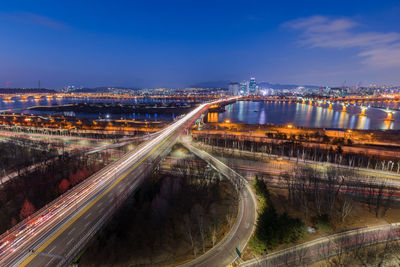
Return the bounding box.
[0,93,221,102]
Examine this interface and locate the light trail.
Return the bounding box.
[0,98,233,266]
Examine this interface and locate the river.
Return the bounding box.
[213,101,399,130]
[0,98,195,121]
[2,98,399,129]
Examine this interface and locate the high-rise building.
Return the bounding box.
[240,81,248,95]
[249,77,257,95]
[228,82,240,95]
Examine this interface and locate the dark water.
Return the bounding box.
[215,101,400,130]
[2,98,400,129]
[0,98,193,121]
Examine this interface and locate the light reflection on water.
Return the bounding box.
[0,97,188,111]
[217,101,399,130]
[0,98,187,121]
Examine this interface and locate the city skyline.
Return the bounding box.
[2,2,400,266]
[1,0,400,88]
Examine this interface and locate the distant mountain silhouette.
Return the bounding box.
[189,81,231,89]
[189,80,321,89]
[258,82,321,90]
[72,87,139,93]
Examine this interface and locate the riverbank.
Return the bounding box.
[29,102,196,115]
[0,113,167,135]
[200,122,400,151]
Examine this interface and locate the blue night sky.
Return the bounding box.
[1,0,400,88]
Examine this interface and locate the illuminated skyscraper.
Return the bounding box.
[249,77,257,95]
[240,81,248,95]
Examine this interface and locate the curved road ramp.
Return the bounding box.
[179,138,257,267]
[239,223,400,267]
[0,102,222,267]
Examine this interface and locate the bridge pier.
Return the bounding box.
[359,106,367,116]
[385,111,394,121]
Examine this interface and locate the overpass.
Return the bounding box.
[178,139,257,267]
[0,98,233,266]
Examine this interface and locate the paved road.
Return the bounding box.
[179,139,257,267]
[0,99,232,266]
[188,144,400,266]
[192,131,400,159]
[164,154,400,200]
[0,133,155,186]
[239,223,400,267]
[197,143,400,185]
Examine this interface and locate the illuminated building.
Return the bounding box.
[249,77,257,95]
[228,82,240,95]
[240,81,248,95]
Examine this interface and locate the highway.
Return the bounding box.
[179,139,257,267]
[0,100,224,266]
[0,132,158,186]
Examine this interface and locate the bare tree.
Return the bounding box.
[182,214,197,257]
[209,223,218,247]
[340,194,354,222]
[310,169,323,217]
[193,205,206,253]
[326,168,344,217]
[225,208,235,228]
[375,181,386,218]
[382,185,395,218]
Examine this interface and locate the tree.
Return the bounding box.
[382,185,395,218]
[19,199,35,220]
[69,168,86,185]
[326,168,344,217]
[340,194,354,222]
[347,139,353,146]
[69,171,79,185]
[58,178,70,193]
[193,205,206,253]
[182,214,196,256]
[209,221,218,247]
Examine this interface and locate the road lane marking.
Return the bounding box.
[45,258,55,267]
[84,212,92,220]
[19,103,213,266]
[66,238,74,246]
[97,202,103,208]
[48,246,57,254]
[19,135,171,267]
[67,227,76,236]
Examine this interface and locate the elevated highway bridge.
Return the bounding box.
[0,98,234,267]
